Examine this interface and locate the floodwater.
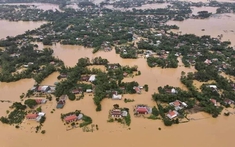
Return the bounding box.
[36,42,195,91]
[0,79,35,116]
[0,20,46,39]
[104,3,170,11]
[40,72,60,85]
[0,41,199,147]
[1,5,235,147]
[191,6,218,15]
[1,3,60,11]
[167,13,235,46]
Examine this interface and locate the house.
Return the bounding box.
[224,99,234,105]
[111,109,122,118]
[88,75,96,82]
[71,88,83,94]
[50,61,55,65]
[167,110,178,119]
[36,112,45,122]
[210,99,217,106]
[59,74,67,79]
[135,105,150,114]
[59,95,67,101]
[208,85,217,89]
[204,59,212,65]
[37,86,51,93]
[81,75,90,81]
[171,88,177,94]
[57,95,67,109]
[64,115,78,123]
[133,86,141,94]
[169,100,187,110]
[123,72,128,77]
[86,89,93,93]
[112,91,122,100]
[107,63,120,69]
[48,86,56,93]
[35,99,47,104]
[26,113,38,120]
[57,100,66,109]
[77,114,83,120]
[169,100,181,110]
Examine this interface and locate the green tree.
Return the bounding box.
[24,99,37,108]
[152,106,159,116]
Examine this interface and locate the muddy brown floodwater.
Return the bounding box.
[1,3,60,11]
[1,3,235,146]
[167,13,235,46]
[3,42,234,147]
[0,20,46,39]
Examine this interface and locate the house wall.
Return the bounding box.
[111,115,122,118]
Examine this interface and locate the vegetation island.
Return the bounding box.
[1,0,235,133]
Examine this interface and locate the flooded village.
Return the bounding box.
[1,0,235,147]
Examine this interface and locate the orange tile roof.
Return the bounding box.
[168,111,176,117]
[26,113,38,119]
[173,100,180,106]
[64,115,77,122]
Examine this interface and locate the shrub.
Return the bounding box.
[15,125,20,129]
[41,130,46,134]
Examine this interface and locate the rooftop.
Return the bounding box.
[64,115,77,122]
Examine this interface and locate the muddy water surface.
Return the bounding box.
[0,20,46,39]
[167,13,235,46]
[1,3,60,11]
[0,79,35,116]
[0,43,234,147]
[191,6,218,15]
[1,5,235,146]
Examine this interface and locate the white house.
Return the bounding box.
[86,89,93,93]
[171,88,177,94]
[36,112,45,122]
[78,114,83,120]
[112,91,122,100]
[88,75,96,82]
[37,85,50,92]
[208,85,217,89]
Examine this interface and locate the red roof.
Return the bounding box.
[35,99,42,104]
[111,109,122,115]
[123,72,128,76]
[168,111,176,117]
[81,76,90,81]
[136,107,148,113]
[26,113,38,119]
[64,115,77,122]
[112,91,118,95]
[72,89,82,94]
[58,100,65,104]
[210,99,216,104]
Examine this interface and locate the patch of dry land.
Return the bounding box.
[1,45,235,147]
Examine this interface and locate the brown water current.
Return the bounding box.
[0,20,46,39]
[167,13,235,46]
[191,6,218,15]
